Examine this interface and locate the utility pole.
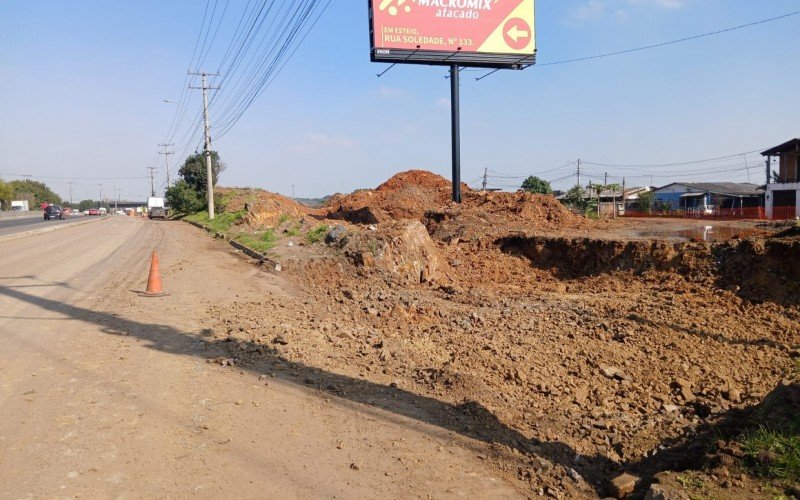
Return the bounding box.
[116,188,121,213]
[189,71,221,219]
[147,166,157,197]
[766,156,771,185]
[577,159,581,188]
[158,143,175,188]
[622,177,626,216]
[482,167,488,191]
[291,184,295,198]
[67,182,73,205]
[98,184,103,209]
[604,172,608,187]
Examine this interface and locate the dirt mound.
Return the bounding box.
[326,170,469,224]
[217,187,322,227]
[327,170,586,242]
[338,220,450,284]
[426,191,589,242]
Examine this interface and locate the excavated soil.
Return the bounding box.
[206,172,800,498]
[217,186,322,227]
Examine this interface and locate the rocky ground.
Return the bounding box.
[196,171,800,498]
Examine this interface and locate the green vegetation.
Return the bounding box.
[234,230,277,254]
[0,177,13,209]
[215,190,237,212]
[78,199,97,211]
[185,209,245,233]
[285,226,301,237]
[179,151,225,193]
[166,180,206,214]
[305,224,329,244]
[634,191,656,213]
[278,213,291,225]
[7,179,61,208]
[675,472,706,490]
[520,176,553,195]
[166,150,226,215]
[741,425,800,482]
[562,185,589,212]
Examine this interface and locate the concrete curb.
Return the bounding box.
[183,219,280,269]
[0,217,106,244]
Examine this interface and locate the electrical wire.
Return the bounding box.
[537,10,800,67]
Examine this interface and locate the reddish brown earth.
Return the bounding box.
[205,171,800,498]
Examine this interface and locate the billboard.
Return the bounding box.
[369,0,536,68]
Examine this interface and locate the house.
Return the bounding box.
[762,139,800,219]
[652,182,763,213]
[556,185,651,216]
[597,186,650,215]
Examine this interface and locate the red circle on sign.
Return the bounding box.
[503,18,532,50]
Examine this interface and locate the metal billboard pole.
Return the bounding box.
[450,64,461,203]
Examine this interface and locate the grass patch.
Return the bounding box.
[234,230,277,254]
[285,226,301,237]
[278,213,290,225]
[305,224,329,244]
[740,425,800,482]
[185,210,245,233]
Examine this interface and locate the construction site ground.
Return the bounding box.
[2,170,799,498]
[188,171,800,498]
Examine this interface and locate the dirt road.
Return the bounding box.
[0,217,521,498]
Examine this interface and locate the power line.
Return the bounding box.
[0,172,148,181]
[582,148,766,168]
[537,10,800,67]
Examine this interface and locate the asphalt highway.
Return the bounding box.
[0,214,99,238]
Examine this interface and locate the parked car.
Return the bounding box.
[87,208,99,216]
[43,205,65,220]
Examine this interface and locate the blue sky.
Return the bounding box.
[1,0,798,201]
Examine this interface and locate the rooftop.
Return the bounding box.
[654,182,763,197]
[762,138,800,156]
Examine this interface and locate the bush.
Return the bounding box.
[166,180,205,215]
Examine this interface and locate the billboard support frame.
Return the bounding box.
[368,0,536,203]
[450,64,461,204]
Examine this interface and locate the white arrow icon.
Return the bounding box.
[506,25,530,42]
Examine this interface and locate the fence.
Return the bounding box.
[623,206,797,221]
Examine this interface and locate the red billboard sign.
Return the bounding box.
[369,0,536,68]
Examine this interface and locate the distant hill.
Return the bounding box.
[293,196,332,208]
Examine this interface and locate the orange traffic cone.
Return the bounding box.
[141,250,167,297]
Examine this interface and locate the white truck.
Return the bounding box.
[147,197,167,219]
[11,200,29,211]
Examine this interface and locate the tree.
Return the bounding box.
[9,179,61,208]
[521,176,553,195]
[78,199,96,212]
[562,184,589,211]
[178,151,225,193]
[166,180,205,214]
[0,178,13,210]
[634,191,655,213]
